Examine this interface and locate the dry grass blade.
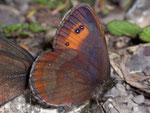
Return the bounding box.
[52,0,69,15]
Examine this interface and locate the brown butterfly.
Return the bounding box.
[29,4,114,108]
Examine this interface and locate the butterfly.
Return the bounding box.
[29,4,114,107]
[0,36,34,105]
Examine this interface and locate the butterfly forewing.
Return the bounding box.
[55,5,110,83]
[0,37,34,105]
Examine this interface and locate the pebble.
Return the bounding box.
[116,83,127,96]
[132,95,145,104]
[127,99,138,109]
[126,0,150,27]
[144,99,150,106]
[5,0,29,12]
[106,87,120,98]
[45,28,57,44]
[143,66,150,76]
[148,107,150,112]
[101,11,125,25]
[0,5,24,25]
[133,106,139,113]
[138,106,150,113]
[125,84,131,90]
[126,54,147,71]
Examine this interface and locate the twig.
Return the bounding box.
[52,0,69,15]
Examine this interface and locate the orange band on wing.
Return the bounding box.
[65,23,88,50]
[58,23,89,50]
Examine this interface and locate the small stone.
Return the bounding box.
[45,29,57,44]
[138,106,150,113]
[132,95,145,104]
[110,102,132,113]
[115,96,128,103]
[133,106,139,113]
[126,54,147,71]
[126,0,150,28]
[143,66,150,75]
[115,36,130,49]
[127,99,138,109]
[103,100,119,113]
[101,11,125,25]
[5,0,29,12]
[125,84,131,90]
[106,87,120,98]
[144,99,150,106]
[36,11,61,27]
[116,83,127,96]
[148,107,150,112]
[0,5,24,25]
[109,109,119,113]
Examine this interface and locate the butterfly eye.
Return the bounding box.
[65,42,69,46]
[79,25,84,30]
[75,28,80,34]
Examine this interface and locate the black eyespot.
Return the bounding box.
[75,28,80,33]
[65,42,69,46]
[79,25,84,30]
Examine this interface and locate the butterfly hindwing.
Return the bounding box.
[30,48,100,106]
[0,36,34,105]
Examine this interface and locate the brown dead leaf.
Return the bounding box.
[110,43,150,94]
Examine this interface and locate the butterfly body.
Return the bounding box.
[30,4,114,107]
